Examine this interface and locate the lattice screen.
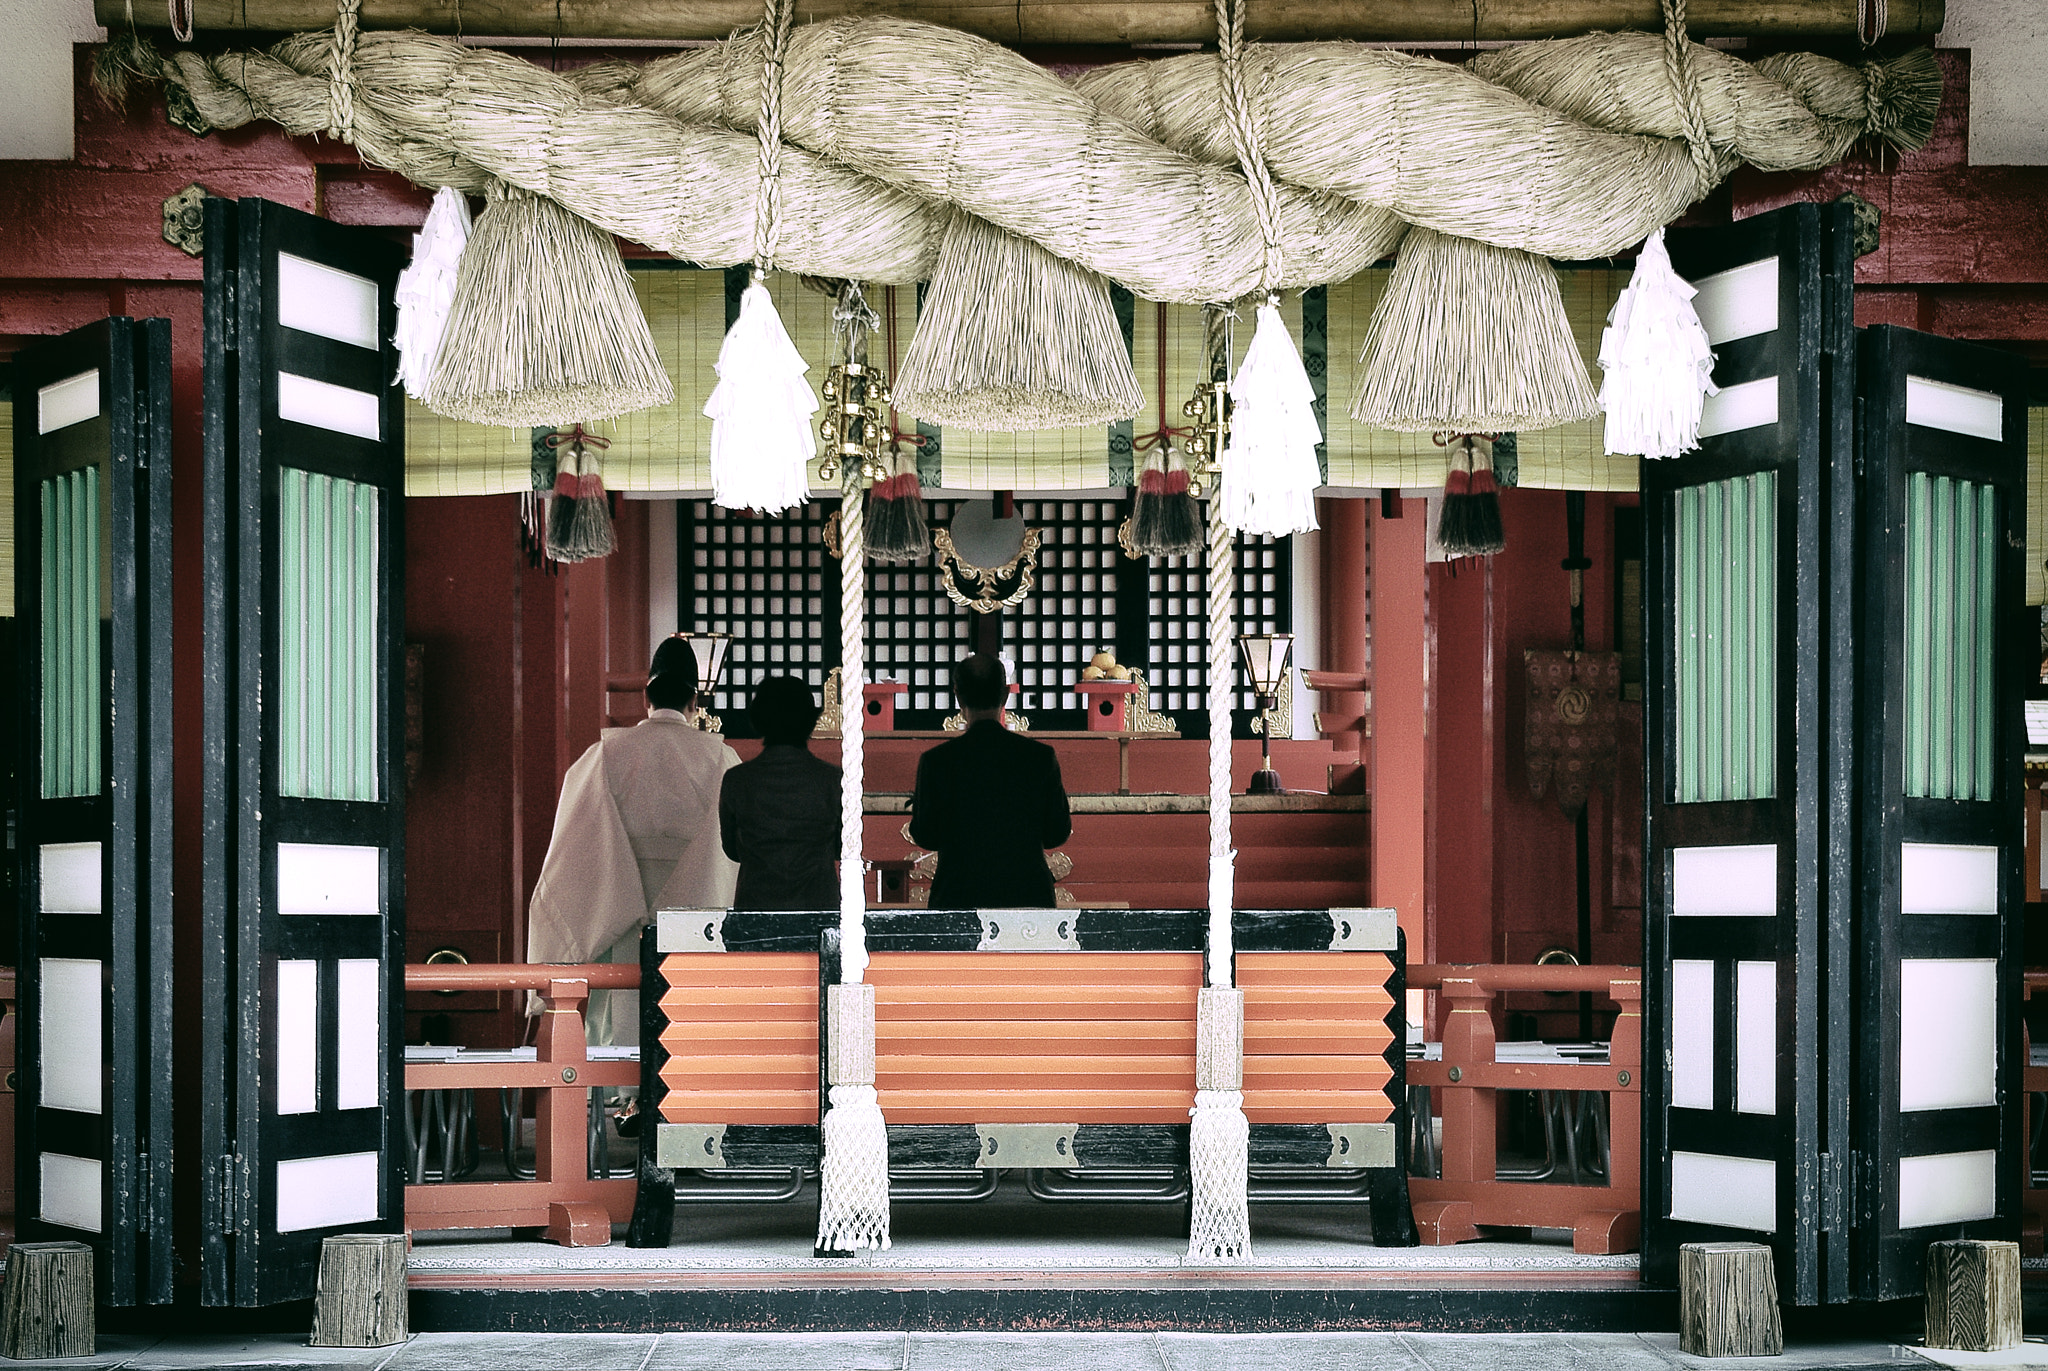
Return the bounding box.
[1147,534,1292,724]
[866,499,969,725]
[1003,498,1124,716]
[679,499,836,722]
[679,497,1287,737]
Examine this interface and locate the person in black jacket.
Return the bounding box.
[909,655,1073,909]
[719,676,841,911]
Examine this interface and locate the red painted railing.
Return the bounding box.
[1405,963,1642,1254]
[403,963,639,1240]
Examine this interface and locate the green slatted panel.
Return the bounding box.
[1672,472,1776,803]
[39,467,101,799]
[1904,473,1997,801]
[277,466,379,802]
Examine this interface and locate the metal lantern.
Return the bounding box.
[668,631,732,731]
[1237,632,1294,795]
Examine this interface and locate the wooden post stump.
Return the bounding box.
[1679,1241,1783,1358]
[309,1233,408,1348]
[0,1240,94,1360]
[1925,1238,2021,1352]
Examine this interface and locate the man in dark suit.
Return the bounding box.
[719,676,841,911]
[909,655,1073,908]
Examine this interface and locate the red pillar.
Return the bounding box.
[1368,500,1427,961]
[1317,497,1370,771]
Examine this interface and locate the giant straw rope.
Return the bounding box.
[109,18,1937,305]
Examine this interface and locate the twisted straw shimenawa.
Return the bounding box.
[102,18,1937,303]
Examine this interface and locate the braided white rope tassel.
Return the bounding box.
[816,399,889,1254]
[1188,334,1251,1260]
[1187,986,1250,1261]
[817,985,890,1252]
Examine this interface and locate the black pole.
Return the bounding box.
[1564,493,1594,1041]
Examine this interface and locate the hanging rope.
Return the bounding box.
[1205,456,1237,976]
[814,277,890,1255]
[836,430,868,977]
[834,284,872,978]
[752,0,795,273]
[1214,0,1283,293]
[1659,0,1716,190]
[325,0,360,143]
[1188,297,1251,1260]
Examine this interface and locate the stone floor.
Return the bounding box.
[5,1330,2043,1371]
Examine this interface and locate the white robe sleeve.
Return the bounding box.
[654,741,741,912]
[525,738,648,969]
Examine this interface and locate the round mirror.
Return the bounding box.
[934,500,1042,614]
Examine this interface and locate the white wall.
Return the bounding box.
[1939,0,2048,165]
[0,0,103,161]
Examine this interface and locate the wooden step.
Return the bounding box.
[877,1020,1195,1054]
[659,1090,818,1124]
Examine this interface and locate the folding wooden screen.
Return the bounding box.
[1645,202,1854,1303]
[200,196,408,1306]
[1648,204,2027,1303]
[1849,326,2027,1300]
[11,318,175,1305]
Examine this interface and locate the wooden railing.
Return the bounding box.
[403,963,639,1241]
[1405,963,1642,1254]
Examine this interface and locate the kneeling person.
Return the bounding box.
[909,654,1072,909]
[720,676,841,911]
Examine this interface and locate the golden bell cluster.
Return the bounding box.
[817,361,892,487]
[1181,379,1231,499]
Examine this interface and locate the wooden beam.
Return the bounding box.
[93,0,1943,42]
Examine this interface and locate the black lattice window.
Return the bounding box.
[866,499,969,725]
[678,499,1289,738]
[679,501,835,727]
[1003,499,1124,716]
[1146,534,1293,728]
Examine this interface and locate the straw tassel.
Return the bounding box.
[424,181,672,427]
[394,186,471,400]
[1598,227,1718,459]
[1219,298,1321,538]
[705,277,818,514]
[894,209,1144,432]
[865,448,930,564]
[1352,227,1601,435]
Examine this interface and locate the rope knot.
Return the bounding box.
[752,0,796,273]
[1658,0,1716,193]
[1214,0,1282,294]
[325,0,361,144]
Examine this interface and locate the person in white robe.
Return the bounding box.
[526,637,739,1048]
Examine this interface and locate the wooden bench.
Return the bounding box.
[628,908,1415,1251]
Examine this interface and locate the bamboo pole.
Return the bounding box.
[94,0,1944,42]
